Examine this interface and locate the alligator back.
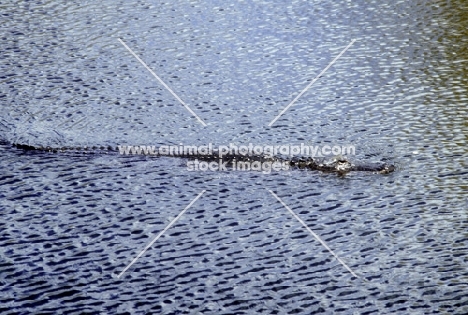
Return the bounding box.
[9,142,395,174]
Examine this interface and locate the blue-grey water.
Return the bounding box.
[1,0,467,314]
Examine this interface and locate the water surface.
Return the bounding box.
[1,0,467,314]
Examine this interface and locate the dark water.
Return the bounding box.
[1,0,467,314]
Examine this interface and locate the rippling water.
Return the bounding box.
[1,0,467,314]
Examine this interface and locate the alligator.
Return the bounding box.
[9,143,395,174]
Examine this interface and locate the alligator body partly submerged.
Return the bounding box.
[10,143,395,174]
